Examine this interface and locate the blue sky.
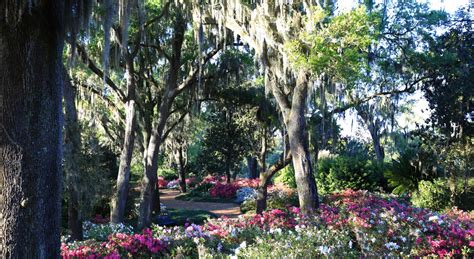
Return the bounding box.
[338,0,470,12]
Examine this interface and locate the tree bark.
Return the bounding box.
[178,146,187,193]
[225,156,232,184]
[110,57,137,223]
[0,3,65,257]
[285,71,319,213]
[255,182,269,214]
[247,156,258,179]
[63,71,83,241]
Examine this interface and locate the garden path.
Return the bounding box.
[160,189,241,218]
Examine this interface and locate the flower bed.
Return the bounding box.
[62,189,474,258]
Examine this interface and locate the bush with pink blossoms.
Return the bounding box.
[157,177,168,189]
[62,229,168,258]
[209,182,239,199]
[233,178,260,188]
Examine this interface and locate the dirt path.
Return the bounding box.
[160,189,241,218]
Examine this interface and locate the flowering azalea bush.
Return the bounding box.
[233,178,260,188]
[157,177,168,189]
[180,177,264,200]
[61,229,168,258]
[208,178,261,199]
[209,182,239,199]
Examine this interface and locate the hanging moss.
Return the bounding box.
[102,0,115,89]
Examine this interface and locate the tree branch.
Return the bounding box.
[174,41,224,96]
[261,152,292,180]
[76,44,128,103]
[328,76,427,116]
[140,42,171,61]
[161,112,188,142]
[144,1,171,28]
[75,80,122,118]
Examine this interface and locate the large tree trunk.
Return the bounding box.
[63,71,83,241]
[0,3,65,257]
[138,111,167,229]
[110,58,137,223]
[269,69,319,214]
[286,71,319,213]
[255,182,269,214]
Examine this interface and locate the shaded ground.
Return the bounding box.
[160,189,241,218]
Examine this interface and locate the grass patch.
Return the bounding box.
[167,208,218,225]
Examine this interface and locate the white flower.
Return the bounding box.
[400,236,407,242]
[295,225,303,232]
[318,246,330,254]
[269,228,282,235]
[371,238,376,243]
[428,215,439,222]
[239,241,247,249]
[349,240,353,249]
[385,242,399,250]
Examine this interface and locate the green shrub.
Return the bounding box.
[457,178,474,211]
[82,221,134,241]
[274,164,297,188]
[176,182,215,201]
[316,155,385,194]
[158,167,177,181]
[194,182,215,193]
[411,179,450,211]
[240,188,299,213]
[384,147,439,195]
